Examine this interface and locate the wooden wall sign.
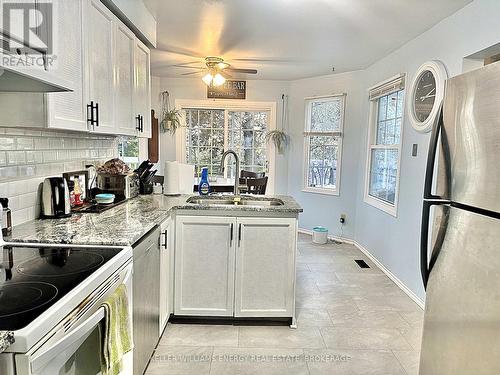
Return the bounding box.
[207,80,246,99]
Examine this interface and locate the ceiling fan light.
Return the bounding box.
[202,73,213,86]
[213,73,226,86]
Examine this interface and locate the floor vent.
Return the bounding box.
[355,259,370,268]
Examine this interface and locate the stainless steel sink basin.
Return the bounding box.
[187,196,284,207]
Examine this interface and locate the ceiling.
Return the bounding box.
[144,0,472,80]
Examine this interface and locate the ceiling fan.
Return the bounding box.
[179,56,258,87]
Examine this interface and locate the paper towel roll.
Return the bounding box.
[164,161,195,195]
[164,161,180,195]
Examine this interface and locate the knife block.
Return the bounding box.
[139,180,153,195]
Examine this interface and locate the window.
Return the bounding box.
[303,95,345,195]
[180,104,272,180]
[184,109,225,175]
[118,137,140,169]
[364,75,405,216]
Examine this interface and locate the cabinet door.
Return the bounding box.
[133,228,161,375]
[234,217,297,317]
[134,39,151,138]
[86,0,115,134]
[114,20,136,136]
[46,0,88,132]
[159,217,173,334]
[175,216,236,316]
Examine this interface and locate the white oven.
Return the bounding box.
[11,260,133,375]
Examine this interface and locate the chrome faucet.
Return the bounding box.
[220,150,240,195]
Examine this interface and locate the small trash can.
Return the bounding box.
[312,226,328,244]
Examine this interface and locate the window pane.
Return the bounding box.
[376,90,404,145]
[184,108,225,176]
[368,148,398,204]
[307,135,339,189]
[310,99,342,132]
[118,137,139,169]
[228,111,269,178]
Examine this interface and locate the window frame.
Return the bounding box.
[302,94,346,196]
[364,74,406,217]
[175,99,277,194]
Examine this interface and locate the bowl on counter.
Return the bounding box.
[95,193,115,205]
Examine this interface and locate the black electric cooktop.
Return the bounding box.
[0,245,121,331]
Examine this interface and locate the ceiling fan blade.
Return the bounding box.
[231,58,286,63]
[172,65,205,70]
[181,71,203,76]
[226,68,258,74]
[155,46,206,59]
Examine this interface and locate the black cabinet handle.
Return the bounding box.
[95,102,99,127]
[140,115,144,132]
[238,223,242,247]
[87,101,95,128]
[163,230,168,249]
[136,115,141,131]
[230,223,233,246]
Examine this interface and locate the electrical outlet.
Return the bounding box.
[340,214,346,224]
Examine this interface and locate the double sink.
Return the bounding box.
[187,195,284,208]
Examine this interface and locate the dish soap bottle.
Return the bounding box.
[198,167,210,195]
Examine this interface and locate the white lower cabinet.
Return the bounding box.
[159,216,174,334]
[174,215,297,318]
[175,216,236,316]
[234,217,297,317]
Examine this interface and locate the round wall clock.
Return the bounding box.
[408,61,448,133]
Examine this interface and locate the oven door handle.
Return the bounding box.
[30,307,106,373]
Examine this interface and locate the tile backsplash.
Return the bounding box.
[0,127,118,226]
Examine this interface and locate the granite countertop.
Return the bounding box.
[0,331,14,353]
[6,194,302,247]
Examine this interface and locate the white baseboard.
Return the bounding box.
[298,228,425,309]
[298,228,354,245]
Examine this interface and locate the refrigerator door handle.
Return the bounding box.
[423,103,448,201]
[421,199,450,289]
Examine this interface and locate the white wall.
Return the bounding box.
[153,77,290,194]
[287,71,364,240]
[353,0,500,301]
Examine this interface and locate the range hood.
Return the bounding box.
[0,66,73,92]
[0,32,73,92]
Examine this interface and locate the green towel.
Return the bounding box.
[99,284,133,375]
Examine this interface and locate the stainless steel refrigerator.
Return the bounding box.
[419,62,500,374]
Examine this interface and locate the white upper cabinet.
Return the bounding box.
[87,0,115,134]
[46,0,88,132]
[0,0,152,137]
[134,39,151,138]
[114,20,137,136]
[0,0,73,92]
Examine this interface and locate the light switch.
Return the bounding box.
[412,144,418,157]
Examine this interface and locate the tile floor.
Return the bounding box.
[145,233,423,375]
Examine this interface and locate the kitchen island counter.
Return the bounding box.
[6,194,302,246]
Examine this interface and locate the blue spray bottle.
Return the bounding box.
[198,167,210,195]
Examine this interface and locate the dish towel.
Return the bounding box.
[0,331,14,353]
[100,284,133,375]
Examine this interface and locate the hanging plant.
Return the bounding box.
[159,91,183,134]
[266,130,290,154]
[266,94,290,154]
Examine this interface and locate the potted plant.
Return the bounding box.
[266,129,290,154]
[266,94,290,154]
[160,91,183,134]
[160,108,182,134]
